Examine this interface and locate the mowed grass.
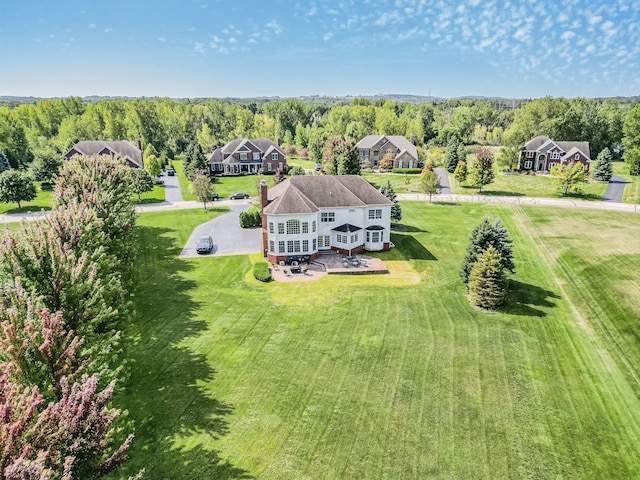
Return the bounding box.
[114,202,640,479]
[0,182,53,213]
[448,170,608,199]
[173,158,271,200]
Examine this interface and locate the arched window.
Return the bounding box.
[286,219,301,235]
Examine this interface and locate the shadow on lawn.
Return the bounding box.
[390,233,437,261]
[502,280,560,317]
[118,225,252,479]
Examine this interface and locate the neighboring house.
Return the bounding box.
[355,135,419,169]
[64,140,143,168]
[518,136,591,172]
[260,175,393,264]
[208,139,287,175]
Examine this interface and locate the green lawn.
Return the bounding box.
[361,172,424,194]
[134,184,165,204]
[113,202,640,479]
[448,170,608,199]
[173,158,278,200]
[287,155,316,170]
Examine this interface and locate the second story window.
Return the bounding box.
[321,212,335,223]
[286,219,300,234]
[253,152,260,160]
[239,152,248,160]
[368,209,382,219]
[271,153,279,160]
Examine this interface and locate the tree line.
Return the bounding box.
[0,95,639,179]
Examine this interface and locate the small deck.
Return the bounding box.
[270,253,388,282]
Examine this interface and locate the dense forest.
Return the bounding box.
[0,95,637,172]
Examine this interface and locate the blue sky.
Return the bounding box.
[1,0,639,98]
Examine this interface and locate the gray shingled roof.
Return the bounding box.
[524,136,550,150]
[208,138,286,164]
[332,223,362,233]
[356,135,418,160]
[65,141,143,168]
[263,175,393,215]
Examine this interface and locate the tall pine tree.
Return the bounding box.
[379,179,402,221]
[443,137,461,172]
[468,245,508,309]
[590,147,613,181]
[460,219,515,284]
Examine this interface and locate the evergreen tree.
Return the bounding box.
[184,140,208,179]
[453,160,467,184]
[379,179,402,221]
[443,136,460,172]
[460,219,515,284]
[144,154,162,177]
[590,147,613,181]
[468,245,508,309]
[0,150,12,173]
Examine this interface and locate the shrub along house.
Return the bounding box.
[260,176,393,264]
[355,135,418,169]
[517,136,591,172]
[63,140,143,168]
[208,138,287,175]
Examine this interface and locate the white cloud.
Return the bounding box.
[89,24,96,29]
[323,32,333,41]
[560,31,576,41]
[158,37,167,42]
[266,20,283,34]
[194,42,205,52]
[228,37,237,44]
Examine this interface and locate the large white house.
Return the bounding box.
[260,176,393,264]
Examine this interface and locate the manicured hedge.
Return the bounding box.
[253,262,272,282]
[392,168,422,174]
[239,206,262,228]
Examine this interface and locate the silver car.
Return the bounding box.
[196,235,214,254]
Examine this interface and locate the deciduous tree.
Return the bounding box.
[189,174,214,210]
[420,170,442,203]
[130,168,154,202]
[551,162,587,194]
[28,146,63,182]
[144,154,161,178]
[0,170,37,209]
[468,147,495,192]
[453,160,467,184]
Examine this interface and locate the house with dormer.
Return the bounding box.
[208,139,287,175]
[355,135,418,169]
[259,176,393,264]
[518,136,591,172]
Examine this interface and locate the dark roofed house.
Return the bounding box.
[64,141,143,169]
[518,136,591,172]
[208,138,287,175]
[355,135,419,169]
[259,175,393,264]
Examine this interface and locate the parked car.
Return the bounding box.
[166,167,176,176]
[211,192,220,201]
[229,192,250,200]
[315,163,322,171]
[196,235,214,254]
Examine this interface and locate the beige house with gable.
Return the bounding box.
[355,135,419,169]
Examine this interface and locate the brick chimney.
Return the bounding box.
[277,136,281,147]
[410,133,415,145]
[260,180,269,258]
[137,138,144,167]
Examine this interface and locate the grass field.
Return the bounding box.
[448,170,608,199]
[173,159,272,200]
[112,202,640,479]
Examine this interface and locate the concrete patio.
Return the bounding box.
[270,252,388,282]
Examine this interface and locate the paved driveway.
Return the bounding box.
[162,172,183,203]
[435,168,452,194]
[602,174,627,203]
[179,202,262,258]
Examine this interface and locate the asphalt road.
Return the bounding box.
[602,175,628,203]
[179,202,263,258]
